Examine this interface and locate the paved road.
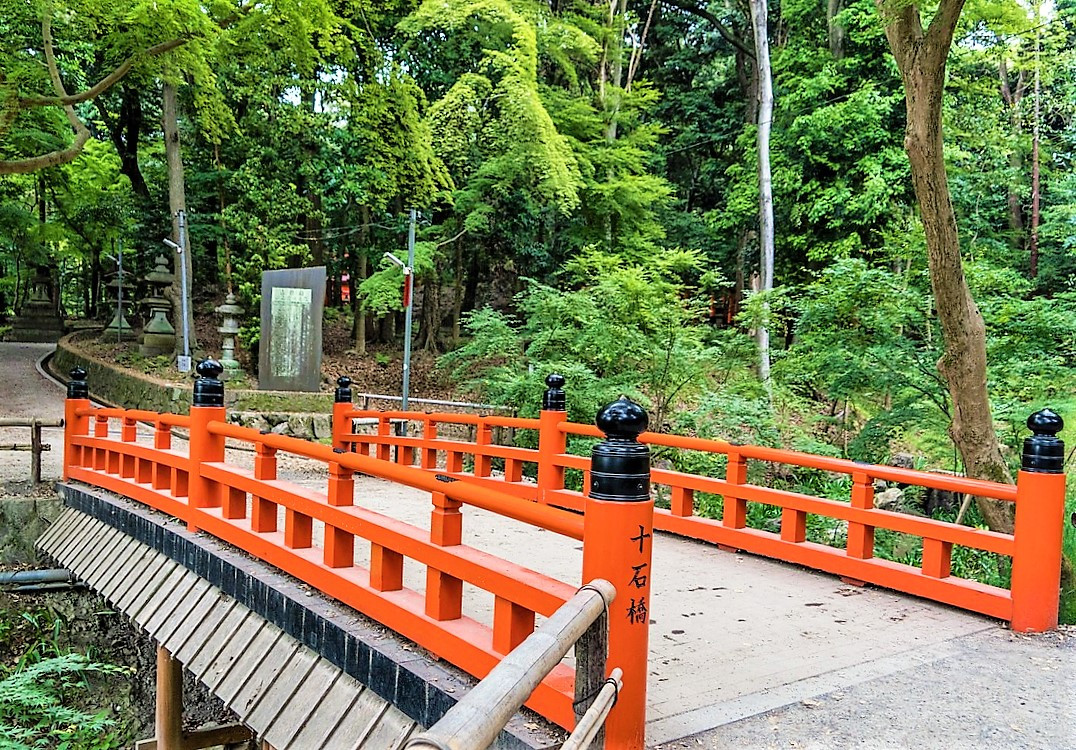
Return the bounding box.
[3,342,1072,748]
[0,343,65,490]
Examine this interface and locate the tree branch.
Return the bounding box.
[877,1,923,72]
[924,0,967,62]
[0,131,92,174]
[661,0,755,59]
[19,36,187,109]
[0,11,92,175]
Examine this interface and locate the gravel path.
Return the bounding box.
[0,343,65,492]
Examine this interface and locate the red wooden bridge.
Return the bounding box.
[53,361,1067,749]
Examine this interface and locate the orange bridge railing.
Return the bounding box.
[335,375,1067,635]
[61,363,1067,750]
[61,365,653,749]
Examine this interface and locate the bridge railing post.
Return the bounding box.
[63,367,90,480]
[581,396,653,750]
[537,374,567,504]
[188,360,226,532]
[331,376,353,452]
[1011,408,1067,633]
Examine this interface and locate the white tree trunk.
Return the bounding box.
[749,0,775,394]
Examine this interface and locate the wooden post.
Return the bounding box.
[581,397,653,750]
[155,646,183,750]
[573,588,609,747]
[1011,409,1066,633]
[30,419,41,484]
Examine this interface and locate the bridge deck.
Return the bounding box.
[293,473,995,745]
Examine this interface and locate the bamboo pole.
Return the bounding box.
[406,580,615,750]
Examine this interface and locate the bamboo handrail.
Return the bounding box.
[405,579,616,750]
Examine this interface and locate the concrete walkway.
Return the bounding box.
[4,342,1072,749]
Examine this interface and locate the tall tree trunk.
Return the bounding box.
[827,0,846,59]
[599,0,628,249]
[998,60,1026,249]
[163,81,198,356]
[749,0,775,395]
[881,0,1013,533]
[350,206,371,354]
[1029,24,1041,279]
[451,236,465,346]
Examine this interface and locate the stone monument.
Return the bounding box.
[8,268,64,343]
[139,253,176,356]
[258,266,326,392]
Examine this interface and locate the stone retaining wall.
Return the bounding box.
[53,333,335,417]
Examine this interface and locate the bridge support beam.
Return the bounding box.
[155,645,184,750]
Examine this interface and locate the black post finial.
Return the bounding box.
[542,373,566,411]
[1022,409,1064,474]
[590,396,650,502]
[335,376,353,404]
[67,367,88,399]
[193,359,225,407]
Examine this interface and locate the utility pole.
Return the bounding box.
[383,209,418,439]
[403,208,416,413]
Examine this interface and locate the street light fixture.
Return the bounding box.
[382,209,417,426]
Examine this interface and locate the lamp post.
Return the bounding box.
[383,209,417,417]
[164,228,191,373]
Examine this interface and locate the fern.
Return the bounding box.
[0,653,126,750]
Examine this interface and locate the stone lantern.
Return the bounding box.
[104,262,136,341]
[215,292,244,380]
[139,253,176,356]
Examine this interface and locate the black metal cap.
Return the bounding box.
[67,367,88,399]
[1022,409,1064,473]
[335,376,353,403]
[542,373,566,411]
[193,359,225,407]
[590,396,650,502]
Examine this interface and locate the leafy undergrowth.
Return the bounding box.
[0,608,128,750]
[0,654,125,750]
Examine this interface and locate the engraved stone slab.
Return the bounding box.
[258,267,326,392]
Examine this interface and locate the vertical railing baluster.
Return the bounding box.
[847,471,875,559]
[426,490,463,621]
[251,443,278,533]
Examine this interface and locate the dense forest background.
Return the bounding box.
[1,1,1074,612]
